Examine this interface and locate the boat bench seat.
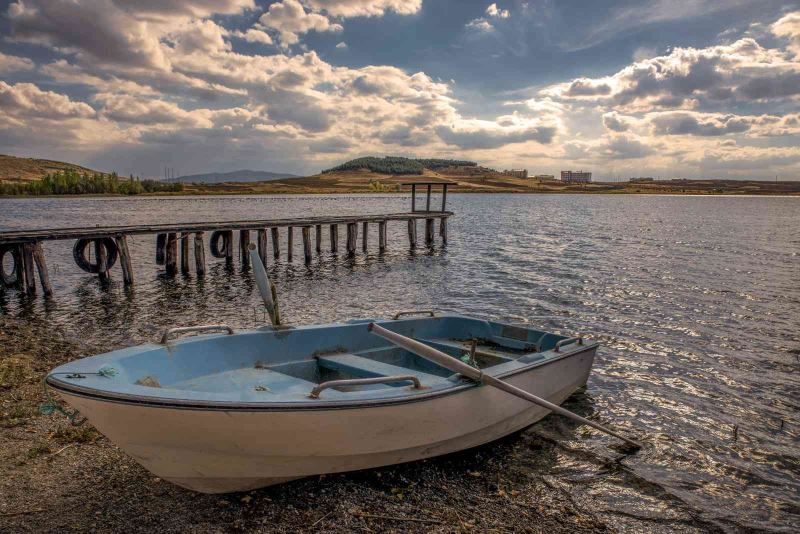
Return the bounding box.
[422,338,516,362]
[316,353,447,387]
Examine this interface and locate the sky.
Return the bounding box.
[0,0,799,180]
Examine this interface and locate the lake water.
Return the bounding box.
[1,194,798,532]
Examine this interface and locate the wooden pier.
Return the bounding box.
[0,183,452,297]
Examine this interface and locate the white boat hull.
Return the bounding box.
[56,348,595,493]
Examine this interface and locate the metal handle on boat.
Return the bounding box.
[309,375,422,398]
[554,337,583,352]
[393,310,436,320]
[160,325,235,344]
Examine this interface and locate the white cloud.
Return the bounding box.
[306,0,422,18]
[466,19,494,32]
[336,41,348,49]
[230,28,274,45]
[486,3,510,19]
[0,51,34,73]
[0,81,95,119]
[258,0,342,46]
[772,12,800,58]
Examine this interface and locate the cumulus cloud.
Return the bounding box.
[436,117,557,150]
[541,37,800,109]
[649,111,751,136]
[602,111,632,132]
[772,12,800,58]
[0,81,95,119]
[258,0,342,45]
[486,3,510,19]
[0,51,34,73]
[466,19,494,32]
[306,0,422,18]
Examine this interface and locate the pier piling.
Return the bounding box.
[362,222,369,252]
[239,230,250,268]
[346,222,357,257]
[287,227,294,262]
[194,232,206,276]
[32,242,52,296]
[22,243,36,293]
[378,221,387,252]
[425,219,435,247]
[180,232,190,274]
[257,229,268,267]
[115,235,134,286]
[302,226,312,264]
[315,225,322,254]
[271,228,280,259]
[330,224,338,254]
[408,220,417,249]
[165,233,178,276]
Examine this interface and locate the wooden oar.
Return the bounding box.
[368,322,642,451]
[248,243,280,326]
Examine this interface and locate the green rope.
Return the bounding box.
[39,377,86,425]
[38,367,116,425]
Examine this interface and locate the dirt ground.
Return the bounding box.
[0,316,715,533]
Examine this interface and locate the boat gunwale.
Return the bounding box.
[45,344,598,412]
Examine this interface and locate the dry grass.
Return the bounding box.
[0,155,103,182]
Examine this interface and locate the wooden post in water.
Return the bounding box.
[239,230,250,268]
[31,242,52,296]
[194,232,206,276]
[439,218,448,244]
[257,229,268,267]
[287,227,294,262]
[330,224,338,254]
[22,243,36,294]
[271,228,280,259]
[180,232,190,274]
[223,231,233,265]
[378,220,387,252]
[346,222,357,256]
[302,226,312,264]
[407,219,417,249]
[315,224,322,254]
[425,219,434,247]
[12,245,25,290]
[165,233,178,275]
[362,221,369,252]
[155,233,166,265]
[115,235,134,286]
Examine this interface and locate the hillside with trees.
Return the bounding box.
[322,156,477,175]
[0,170,182,196]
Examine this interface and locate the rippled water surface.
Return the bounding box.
[1,194,798,532]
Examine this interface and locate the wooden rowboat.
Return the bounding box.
[46,313,597,493]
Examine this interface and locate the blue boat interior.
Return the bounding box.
[47,314,582,404]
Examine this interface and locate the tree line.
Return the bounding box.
[323,156,477,175]
[0,170,183,196]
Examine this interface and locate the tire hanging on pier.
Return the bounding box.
[72,238,118,274]
[209,230,230,259]
[0,244,20,286]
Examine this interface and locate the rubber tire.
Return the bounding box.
[0,245,19,286]
[72,238,119,274]
[209,230,229,258]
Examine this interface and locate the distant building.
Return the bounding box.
[503,169,528,179]
[534,174,556,181]
[561,170,592,183]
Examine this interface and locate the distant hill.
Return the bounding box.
[0,154,104,181]
[168,170,298,184]
[322,156,478,176]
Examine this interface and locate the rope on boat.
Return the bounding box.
[39,367,117,426]
[39,377,86,426]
